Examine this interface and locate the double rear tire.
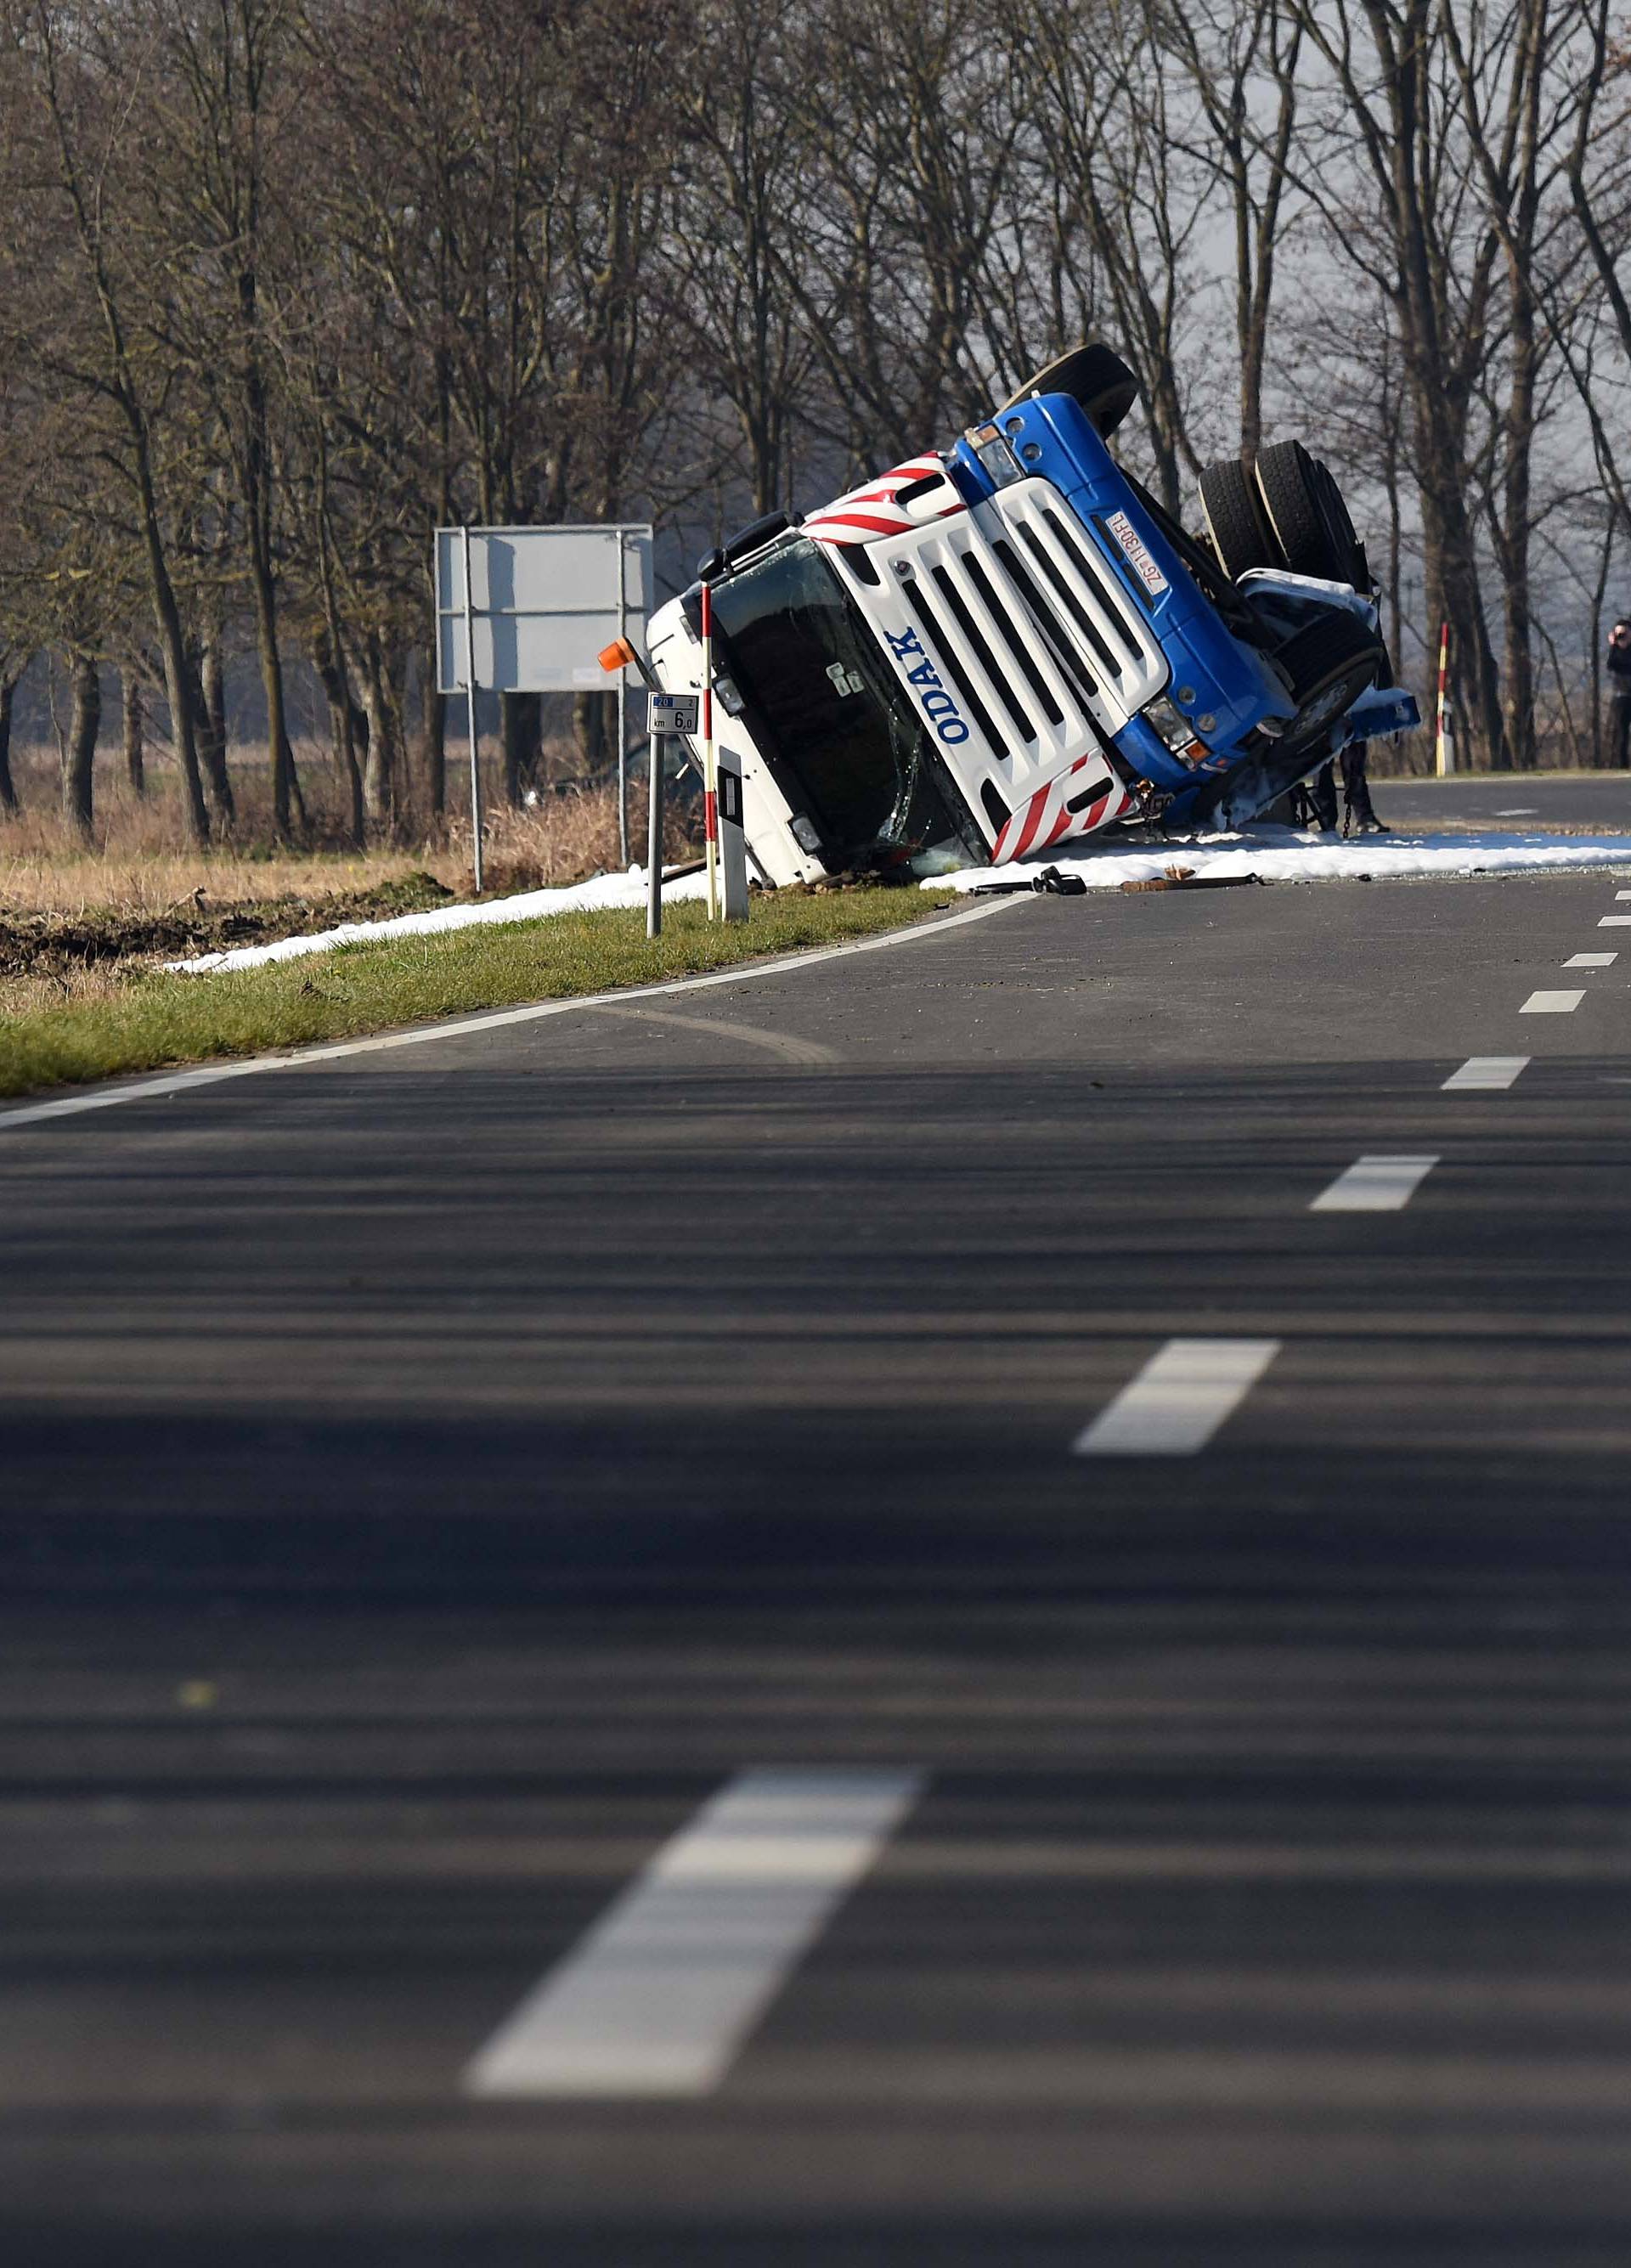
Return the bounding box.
[1198,460,1278,578]
[1200,440,1371,591]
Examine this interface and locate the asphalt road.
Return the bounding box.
[4,852,1631,2264]
[1369,768,1631,832]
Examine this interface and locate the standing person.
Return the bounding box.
[1340,739,1387,834]
[1607,617,1631,767]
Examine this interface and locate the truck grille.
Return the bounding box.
[881,477,1168,780]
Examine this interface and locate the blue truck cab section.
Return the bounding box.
[948,392,1293,797]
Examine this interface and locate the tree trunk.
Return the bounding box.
[308,420,366,843]
[1589,511,1614,767]
[572,691,609,780]
[0,669,20,815]
[1414,410,1510,773]
[499,689,544,803]
[197,640,235,825]
[62,650,99,841]
[121,672,145,795]
[360,633,400,831]
[422,674,446,818]
[312,630,366,848]
[250,538,302,838]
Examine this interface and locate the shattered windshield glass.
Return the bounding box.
[705,538,979,867]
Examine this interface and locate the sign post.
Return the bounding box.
[435,524,653,889]
[644,691,698,939]
[699,581,720,920]
[460,525,485,892]
[616,534,630,866]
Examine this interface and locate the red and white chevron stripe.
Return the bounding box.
[804,455,962,544]
[990,755,1134,864]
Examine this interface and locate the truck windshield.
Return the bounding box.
[705,537,979,867]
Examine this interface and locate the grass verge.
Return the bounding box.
[0,889,958,1102]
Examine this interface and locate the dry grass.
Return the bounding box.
[0,740,693,915]
[2,962,131,1022]
[1,739,697,1018]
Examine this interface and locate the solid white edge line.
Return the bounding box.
[1072,1336,1282,1458]
[461,1768,924,2099]
[1442,1056,1529,1091]
[0,897,1021,1133]
[1519,990,1583,1013]
[1310,1154,1440,1213]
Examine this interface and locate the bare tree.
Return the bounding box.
[1287,0,1512,766]
[3,0,214,838]
[1148,0,1306,465]
[1012,0,1213,509]
[0,650,25,815]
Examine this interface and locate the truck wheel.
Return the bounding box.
[1309,459,1374,593]
[1199,460,1282,578]
[996,341,1140,437]
[1275,612,1386,750]
[1256,439,1351,581]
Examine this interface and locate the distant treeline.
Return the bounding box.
[1,0,1628,841]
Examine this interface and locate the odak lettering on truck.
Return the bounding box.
[883,626,971,745]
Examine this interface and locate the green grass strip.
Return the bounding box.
[0,889,958,1101]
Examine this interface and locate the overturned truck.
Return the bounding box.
[645,343,1419,886]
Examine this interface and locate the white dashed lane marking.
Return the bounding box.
[1520,990,1583,1014]
[1566,954,1617,968]
[1073,1338,1281,1458]
[1311,1155,1439,1213]
[461,1769,923,2099]
[1598,917,1631,928]
[1442,1057,1529,1090]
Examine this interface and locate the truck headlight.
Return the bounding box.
[1143,695,1208,764]
[965,421,1023,488]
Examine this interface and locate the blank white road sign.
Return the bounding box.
[435,525,653,694]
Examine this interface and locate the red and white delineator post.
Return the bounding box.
[700,581,719,919]
[1435,618,1453,777]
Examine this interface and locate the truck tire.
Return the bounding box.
[1306,458,1372,590]
[1199,459,1282,578]
[1178,611,1387,830]
[996,341,1140,437]
[1256,439,1355,581]
[1274,612,1386,751]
